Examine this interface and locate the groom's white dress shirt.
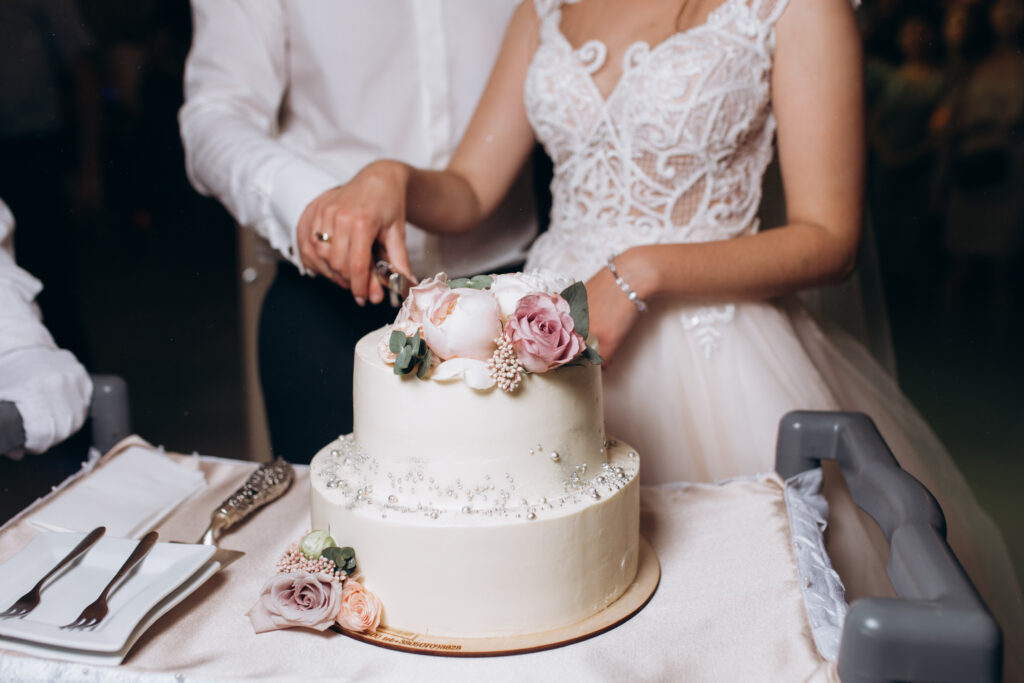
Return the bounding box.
[180,0,536,279]
[0,199,91,455]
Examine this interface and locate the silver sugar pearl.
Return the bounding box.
[326,480,339,489]
[526,512,536,520]
[388,494,398,504]
[550,451,561,462]
[462,506,472,514]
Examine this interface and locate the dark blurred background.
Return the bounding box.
[1,0,1021,583]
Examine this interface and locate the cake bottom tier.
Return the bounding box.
[310,440,640,637]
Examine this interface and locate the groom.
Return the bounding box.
[180,1,537,462]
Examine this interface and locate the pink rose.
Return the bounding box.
[422,288,503,361]
[247,572,341,634]
[335,580,383,633]
[395,274,450,325]
[506,293,585,372]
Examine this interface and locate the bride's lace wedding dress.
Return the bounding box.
[523,0,1022,664]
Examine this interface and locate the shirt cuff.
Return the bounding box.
[268,158,341,273]
[0,347,92,454]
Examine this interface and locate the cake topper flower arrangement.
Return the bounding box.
[248,530,383,635]
[378,271,602,392]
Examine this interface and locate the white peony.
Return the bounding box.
[489,270,574,319]
[422,288,503,361]
[431,358,496,390]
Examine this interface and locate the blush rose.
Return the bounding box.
[335,580,383,633]
[506,293,585,373]
[247,572,341,633]
[395,274,449,325]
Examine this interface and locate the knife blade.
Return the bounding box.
[374,259,411,307]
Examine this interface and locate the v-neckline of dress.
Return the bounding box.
[551,0,739,104]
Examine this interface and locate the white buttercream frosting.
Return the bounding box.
[309,327,640,636]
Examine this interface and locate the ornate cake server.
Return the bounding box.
[177,458,295,569]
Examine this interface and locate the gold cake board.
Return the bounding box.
[334,537,660,657]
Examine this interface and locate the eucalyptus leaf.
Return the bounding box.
[416,349,432,378]
[321,545,346,566]
[448,277,470,289]
[410,333,424,357]
[583,344,603,365]
[389,330,406,354]
[394,346,414,374]
[468,274,493,289]
[560,281,590,340]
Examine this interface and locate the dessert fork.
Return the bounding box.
[0,526,106,619]
[62,530,159,630]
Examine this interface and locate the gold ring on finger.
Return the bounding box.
[314,231,332,243]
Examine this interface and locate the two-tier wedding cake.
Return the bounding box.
[309,271,640,637]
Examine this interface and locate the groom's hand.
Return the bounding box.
[296,161,415,305]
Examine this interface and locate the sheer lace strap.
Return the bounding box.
[750,0,792,27]
[532,0,579,20]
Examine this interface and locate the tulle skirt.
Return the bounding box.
[528,239,1023,674]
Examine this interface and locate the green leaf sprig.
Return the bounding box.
[448,274,493,290]
[559,282,603,365]
[390,330,432,378]
[322,545,358,575]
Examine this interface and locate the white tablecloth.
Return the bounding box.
[0,441,841,682]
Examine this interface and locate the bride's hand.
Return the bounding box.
[296,160,415,305]
[585,267,641,364]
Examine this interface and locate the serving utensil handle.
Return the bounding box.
[201,458,294,543]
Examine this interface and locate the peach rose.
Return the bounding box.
[335,580,383,633]
[505,293,585,372]
[422,288,503,361]
[247,572,341,633]
[395,274,450,325]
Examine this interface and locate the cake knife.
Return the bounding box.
[175,458,295,570]
[374,259,411,307]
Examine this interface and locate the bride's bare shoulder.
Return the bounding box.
[773,0,860,59]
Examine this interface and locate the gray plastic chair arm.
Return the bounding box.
[89,374,131,454]
[0,400,26,455]
[775,410,1001,683]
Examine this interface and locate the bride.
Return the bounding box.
[305,0,1022,661]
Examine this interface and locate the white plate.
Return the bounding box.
[0,558,220,666]
[0,532,216,653]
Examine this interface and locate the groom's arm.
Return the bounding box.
[179,0,338,274]
[0,200,92,454]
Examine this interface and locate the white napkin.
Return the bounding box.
[28,446,206,538]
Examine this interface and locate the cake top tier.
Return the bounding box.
[378,271,602,392]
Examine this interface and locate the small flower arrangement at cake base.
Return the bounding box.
[248,530,382,635]
[378,271,602,392]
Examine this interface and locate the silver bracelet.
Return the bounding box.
[606,256,648,313]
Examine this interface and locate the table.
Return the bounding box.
[0,438,840,682]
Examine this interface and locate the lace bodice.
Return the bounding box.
[524,0,792,280]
